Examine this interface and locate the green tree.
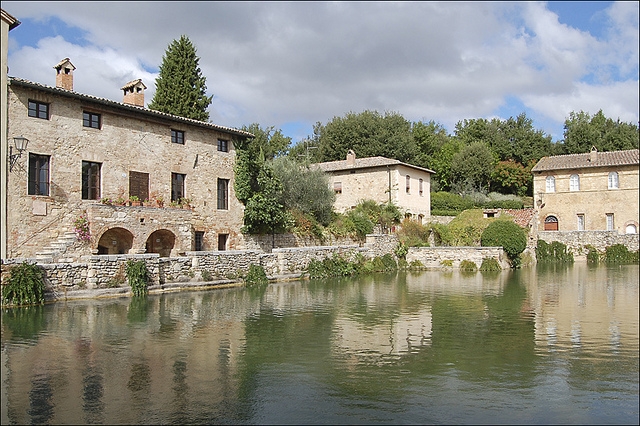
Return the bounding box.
[271,156,335,226]
[450,142,496,193]
[490,160,533,196]
[561,110,639,154]
[412,120,451,170]
[242,164,290,235]
[148,35,213,121]
[314,110,417,163]
[429,138,464,191]
[481,220,527,264]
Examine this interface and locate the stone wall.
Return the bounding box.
[406,246,510,270]
[537,231,639,254]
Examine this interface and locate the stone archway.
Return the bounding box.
[145,229,176,257]
[97,227,134,255]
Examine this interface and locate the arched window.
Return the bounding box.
[570,174,580,191]
[545,176,555,193]
[544,215,558,231]
[625,224,637,234]
[608,172,619,189]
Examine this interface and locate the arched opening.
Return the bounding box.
[626,223,637,234]
[97,227,134,255]
[544,216,558,231]
[145,229,176,257]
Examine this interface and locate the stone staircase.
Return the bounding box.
[35,231,79,262]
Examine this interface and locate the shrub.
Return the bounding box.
[480,257,502,272]
[126,260,149,297]
[201,269,213,282]
[536,240,574,263]
[585,245,599,263]
[381,254,398,271]
[345,210,374,240]
[603,244,639,264]
[394,242,409,259]
[409,259,425,270]
[1,262,45,307]
[481,220,527,263]
[397,218,430,247]
[431,191,475,213]
[459,260,478,271]
[245,264,269,287]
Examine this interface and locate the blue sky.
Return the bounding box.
[4,2,638,146]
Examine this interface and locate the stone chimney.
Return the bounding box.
[54,58,75,91]
[589,146,598,162]
[121,79,146,107]
[346,149,356,166]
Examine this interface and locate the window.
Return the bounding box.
[406,175,411,193]
[577,214,585,231]
[334,181,342,194]
[171,173,185,202]
[606,213,614,231]
[544,215,558,231]
[28,154,50,195]
[217,139,228,152]
[129,171,149,202]
[608,172,619,189]
[419,178,423,196]
[83,111,101,129]
[195,231,205,251]
[570,174,580,191]
[218,234,228,251]
[545,176,555,193]
[28,100,49,119]
[171,129,184,144]
[82,161,101,200]
[217,178,229,210]
[626,224,637,234]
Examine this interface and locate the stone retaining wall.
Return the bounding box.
[406,246,510,270]
[538,231,639,254]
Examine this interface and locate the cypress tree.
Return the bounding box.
[148,35,213,121]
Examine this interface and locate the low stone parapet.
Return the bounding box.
[538,231,639,254]
[406,246,509,269]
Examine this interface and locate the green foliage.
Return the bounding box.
[427,223,453,246]
[428,138,464,191]
[148,35,213,121]
[394,242,409,259]
[447,209,494,246]
[459,260,478,271]
[450,142,496,193]
[314,110,417,163]
[397,218,430,247]
[1,262,45,307]
[125,260,149,297]
[345,210,375,240]
[271,156,335,226]
[440,259,453,267]
[381,254,398,271]
[412,120,451,170]
[245,264,269,287]
[603,244,639,264]
[481,220,527,262]
[409,259,425,270]
[585,245,600,263]
[535,240,574,263]
[480,257,502,272]
[431,191,475,213]
[491,160,533,196]
[307,254,357,279]
[241,164,291,234]
[561,110,639,154]
[431,191,524,215]
[201,269,213,282]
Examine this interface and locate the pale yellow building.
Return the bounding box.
[4,57,253,260]
[531,148,639,234]
[314,150,434,223]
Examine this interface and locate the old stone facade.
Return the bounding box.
[531,148,639,237]
[5,60,253,261]
[314,150,434,222]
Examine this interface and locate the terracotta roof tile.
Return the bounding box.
[502,208,535,228]
[531,149,639,172]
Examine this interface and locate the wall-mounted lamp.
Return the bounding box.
[9,136,29,171]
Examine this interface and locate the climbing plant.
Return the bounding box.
[125,260,149,297]
[1,262,46,307]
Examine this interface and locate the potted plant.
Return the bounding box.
[155,195,164,208]
[179,197,192,209]
[129,195,141,206]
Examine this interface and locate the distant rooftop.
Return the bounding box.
[314,156,435,174]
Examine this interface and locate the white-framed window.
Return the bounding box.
[608,172,619,189]
[545,176,555,193]
[406,175,411,193]
[606,213,614,231]
[570,174,580,191]
[577,214,585,231]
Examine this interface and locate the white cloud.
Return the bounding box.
[4,1,638,142]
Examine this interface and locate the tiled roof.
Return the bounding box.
[9,76,254,138]
[502,208,535,228]
[531,149,639,172]
[314,156,435,174]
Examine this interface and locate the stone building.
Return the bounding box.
[314,150,435,222]
[4,58,253,261]
[531,147,639,234]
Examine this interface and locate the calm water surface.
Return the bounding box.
[1,264,638,424]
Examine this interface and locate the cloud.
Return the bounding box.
[4,1,638,142]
